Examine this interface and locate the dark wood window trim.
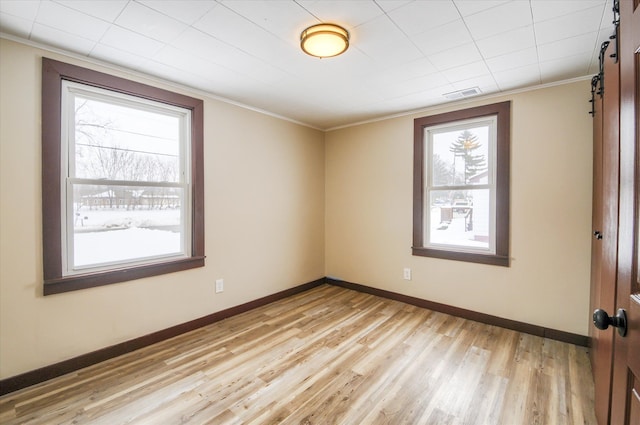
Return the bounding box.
[42,58,205,295]
[412,101,510,266]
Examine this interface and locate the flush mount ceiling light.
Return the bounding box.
[300,23,349,58]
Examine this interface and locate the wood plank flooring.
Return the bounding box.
[0,284,597,424]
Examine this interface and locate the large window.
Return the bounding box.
[413,102,510,266]
[42,58,204,295]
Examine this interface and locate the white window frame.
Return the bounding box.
[423,116,497,255]
[60,81,192,276]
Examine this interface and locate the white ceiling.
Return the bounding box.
[0,0,614,130]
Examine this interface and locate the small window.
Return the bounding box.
[42,58,205,295]
[413,102,510,266]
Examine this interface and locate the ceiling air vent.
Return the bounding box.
[443,87,482,100]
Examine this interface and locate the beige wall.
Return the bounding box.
[0,39,325,379]
[0,37,594,381]
[325,80,593,336]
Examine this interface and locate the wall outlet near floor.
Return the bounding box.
[403,268,412,280]
[215,279,224,293]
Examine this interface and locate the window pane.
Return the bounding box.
[71,183,185,268]
[428,189,491,250]
[431,125,489,186]
[74,96,180,182]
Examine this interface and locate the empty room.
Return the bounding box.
[0,0,638,424]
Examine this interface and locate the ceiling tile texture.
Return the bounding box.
[0,0,614,129]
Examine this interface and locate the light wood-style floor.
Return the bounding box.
[0,284,597,425]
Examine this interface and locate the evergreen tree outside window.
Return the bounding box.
[449,130,487,184]
[413,102,510,266]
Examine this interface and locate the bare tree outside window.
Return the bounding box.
[63,82,190,271]
[41,58,204,295]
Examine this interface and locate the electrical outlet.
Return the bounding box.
[403,268,412,280]
[215,279,224,293]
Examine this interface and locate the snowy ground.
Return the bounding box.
[429,207,488,249]
[73,208,179,231]
[75,227,181,266]
[72,208,182,267]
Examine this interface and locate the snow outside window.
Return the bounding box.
[42,58,204,295]
[424,117,496,254]
[413,102,510,267]
[61,81,192,274]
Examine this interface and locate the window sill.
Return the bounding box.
[43,256,206,296]
[412,247,509,267]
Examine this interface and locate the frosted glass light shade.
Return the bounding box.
[300,24,349,58]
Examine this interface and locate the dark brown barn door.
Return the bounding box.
[609,1,640,423]
[591,1,640,424]
[590,36,620,425]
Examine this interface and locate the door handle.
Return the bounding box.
[593,308,627,337]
